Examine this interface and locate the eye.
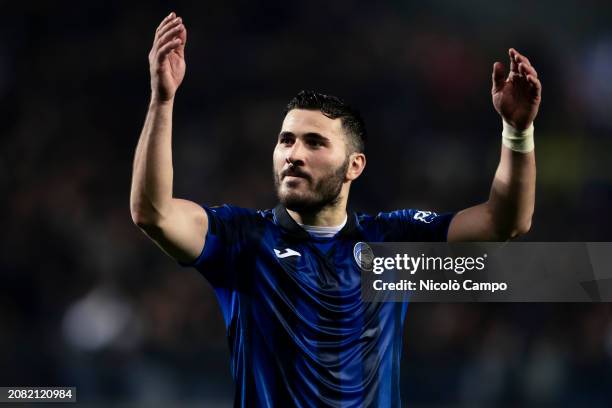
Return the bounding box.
[306,139,324,148]
[279,134,294,145]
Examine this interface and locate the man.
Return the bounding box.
[130,12,541,407]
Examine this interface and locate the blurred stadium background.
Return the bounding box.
[2,1,612,406]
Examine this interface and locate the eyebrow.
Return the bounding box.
[278,131,330,142]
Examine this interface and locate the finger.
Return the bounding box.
[526,75,542,94]
[157,38,182,62]
[509,48,519,73]
[157,17,183,38]
[153,15,178,47]
[155,12,176,35]
[157,17,182,42]
[156,24,185,50]
[519,62,538,78]
[514,52,532,68]
[491,61,506,93]
[176,26,187,58]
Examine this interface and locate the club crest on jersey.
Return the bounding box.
[413,210,438,223]
[274,248,301,258]
[353,242,374,271]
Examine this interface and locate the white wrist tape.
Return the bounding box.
[502,119,534,153]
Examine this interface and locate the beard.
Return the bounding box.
[274,157,349,214]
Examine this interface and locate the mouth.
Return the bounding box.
[281,169,310,181]
[284,175,306,183]
[280,170,311,190]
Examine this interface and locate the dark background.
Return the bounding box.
[2,1,612,406]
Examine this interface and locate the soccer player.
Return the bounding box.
[130,12,541,407]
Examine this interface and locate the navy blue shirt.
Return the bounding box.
[183,204,454,407]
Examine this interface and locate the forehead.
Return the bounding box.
[281,109,344,140]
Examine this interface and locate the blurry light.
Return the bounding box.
[578,37,612,129]
[62,287,139,352]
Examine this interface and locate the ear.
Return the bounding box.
[346,152,366,181]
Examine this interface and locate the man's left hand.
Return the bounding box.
[492,48,542,130]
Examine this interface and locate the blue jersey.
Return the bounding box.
[183,204,454,407]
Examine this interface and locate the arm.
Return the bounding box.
[130,12,207,263]
[448,48,542,242]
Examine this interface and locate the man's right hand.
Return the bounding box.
[149,12,187,102]
[132,12,207,264]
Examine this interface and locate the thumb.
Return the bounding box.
[491,62,506,93]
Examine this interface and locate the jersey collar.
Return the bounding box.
[273,204,358,240]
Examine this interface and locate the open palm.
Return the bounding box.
[149,12,187,102]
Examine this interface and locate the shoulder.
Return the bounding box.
[205,204,271,219]
[194,205,280,260]
[203,204,274,232]
[355,208,455,242]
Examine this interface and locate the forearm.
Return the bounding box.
[130,97,175,225]
[448,48,540,242]
[487,145,536,238]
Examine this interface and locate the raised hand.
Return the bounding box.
[148,12,187,102]
[492,48,542,130]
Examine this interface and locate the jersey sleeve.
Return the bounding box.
[375,209,455,242]
[179,204,257,287]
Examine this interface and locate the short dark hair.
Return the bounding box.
[285,90,367,153]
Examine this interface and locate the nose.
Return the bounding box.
[286,139,305,166]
